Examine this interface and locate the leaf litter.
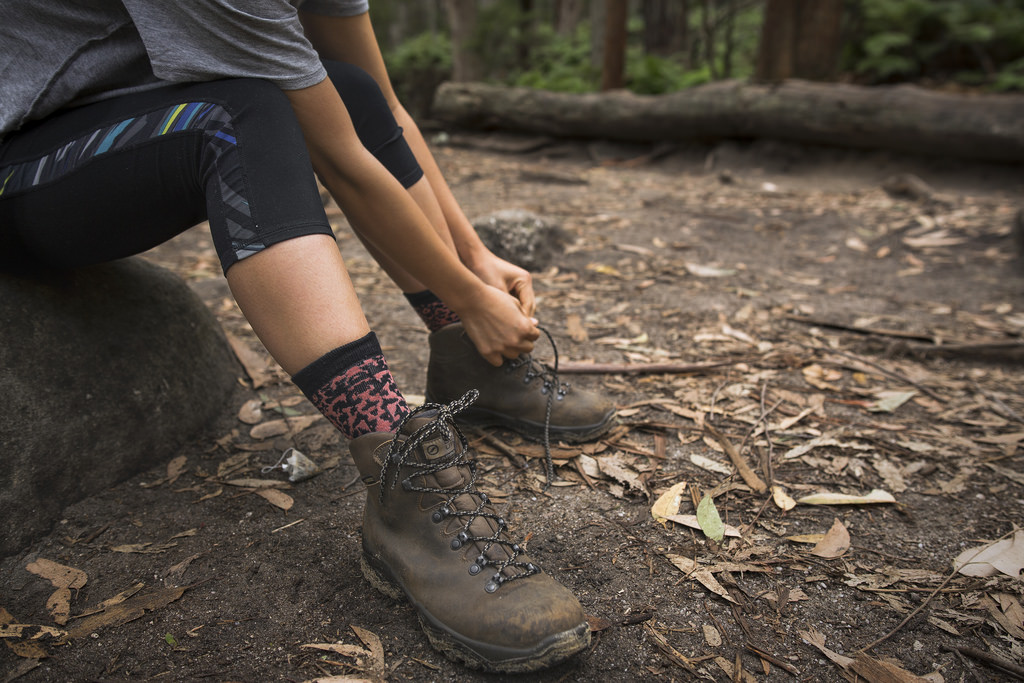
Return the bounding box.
[3,141,1023,681]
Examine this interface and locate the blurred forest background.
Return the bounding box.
[367,0,1024,118]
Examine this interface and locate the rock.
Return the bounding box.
[471,209,570,272]
[0,258,241,557]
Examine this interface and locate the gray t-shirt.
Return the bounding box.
[0,0,369,137]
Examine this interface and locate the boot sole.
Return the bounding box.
[359,553,591,673]
[424,399,616,444]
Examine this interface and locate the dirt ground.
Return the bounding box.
[2,133,1023,683]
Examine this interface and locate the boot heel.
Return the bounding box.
[359,554,404,601]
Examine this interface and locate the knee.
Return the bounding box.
[322,61,400,147]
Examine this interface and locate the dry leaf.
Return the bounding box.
[256,488,294,511]
[702,624,722,647]
[63,585,188,641]
[661,515,742,537]
[868,390,917,413]
[690,453,733,476]
[665,554,736,603]
[25,559,87,626]
[772,485,797,511]
[797,489,896,506]
[237,399,263,425]
[811,518,851,559]
[953,530,1024,579]
[595,454,647,496]
[651,481,687,522]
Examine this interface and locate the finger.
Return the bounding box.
[512,278,536,317]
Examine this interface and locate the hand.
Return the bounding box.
[464,249,536,317]
[456,285,539,366]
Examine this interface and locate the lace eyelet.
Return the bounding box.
[468,564,482,576]
[431,506,449,523]
[401,479,413,491]
[484,579,499,593]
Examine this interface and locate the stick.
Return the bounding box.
[556,359,747,375]
[949,645,1024,680]
[703,423,767,493]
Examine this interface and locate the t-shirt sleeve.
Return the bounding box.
[120,0,328,90]
[295,0,369,16]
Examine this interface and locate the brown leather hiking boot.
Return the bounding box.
[425,322,616,444]
[348,391,591,673]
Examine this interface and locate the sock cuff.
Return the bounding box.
[403,290,441,307]
[291,331,382,397]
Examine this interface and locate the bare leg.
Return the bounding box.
[225,234,370,375]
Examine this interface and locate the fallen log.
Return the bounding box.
[432,79,1024,163]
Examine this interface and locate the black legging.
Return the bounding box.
[0,61,422,273]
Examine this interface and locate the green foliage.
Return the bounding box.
[384,31,451,117]
[627,53,711,94]
[846,0,1024,90]
[511,23,598,93]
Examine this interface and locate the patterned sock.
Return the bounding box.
[291,332,410,440]
[404,290,460,332]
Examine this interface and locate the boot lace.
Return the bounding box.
[379,389,541,593]
[506,327,569,489]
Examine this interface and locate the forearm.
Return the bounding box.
[284,83,482,315]
[390,104,491,268]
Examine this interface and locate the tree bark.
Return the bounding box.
[756,0,844,82]
[444,0,484,82]
[555,0,585,36]
[601,0,629,90]
[432,79,1024,162]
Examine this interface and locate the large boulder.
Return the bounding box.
[0,258,241,557]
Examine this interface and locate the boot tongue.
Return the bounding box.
[401,413,465,489]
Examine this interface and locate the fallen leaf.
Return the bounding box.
[696,495,725,543]
[689,453,733,476]
[25,559,87,626]
[685,262,736,278]
[811,519,851,559]
[651,481,687,522]
[772,485,797,511]
[63,585,188,641]
[702,624,722,647]
[661,515,742,538]
[953,530,1024,579]
[800,629,854,668]
[256,488,294,511]
[797,489,896,506]
[868,390,917,413]
[665,554,736,603]
[237,399,263,424]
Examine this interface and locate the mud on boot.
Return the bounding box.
[425,322,616,443]
[348,391,591,673]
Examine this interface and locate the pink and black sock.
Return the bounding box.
[292,332,410,440]
[404,290,460,332]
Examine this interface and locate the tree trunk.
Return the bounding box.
[444,0,484,82]
[432,79,1024,162]
[642,0,672,56]
[555,0,585,36]
[756,0,844,82]
[590,0,606,70]
[601,0,628,90]
[700,0,716,79]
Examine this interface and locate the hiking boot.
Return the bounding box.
[348,391,591,673]
[425,322,615,444]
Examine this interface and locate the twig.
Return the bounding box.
[948,646,1024,680]
[557,359,746,375]
[857,527,1019,654]
[703,422,767,493]
[785,314,937,343]
[809,343,946,403]
[745,643,799,676]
